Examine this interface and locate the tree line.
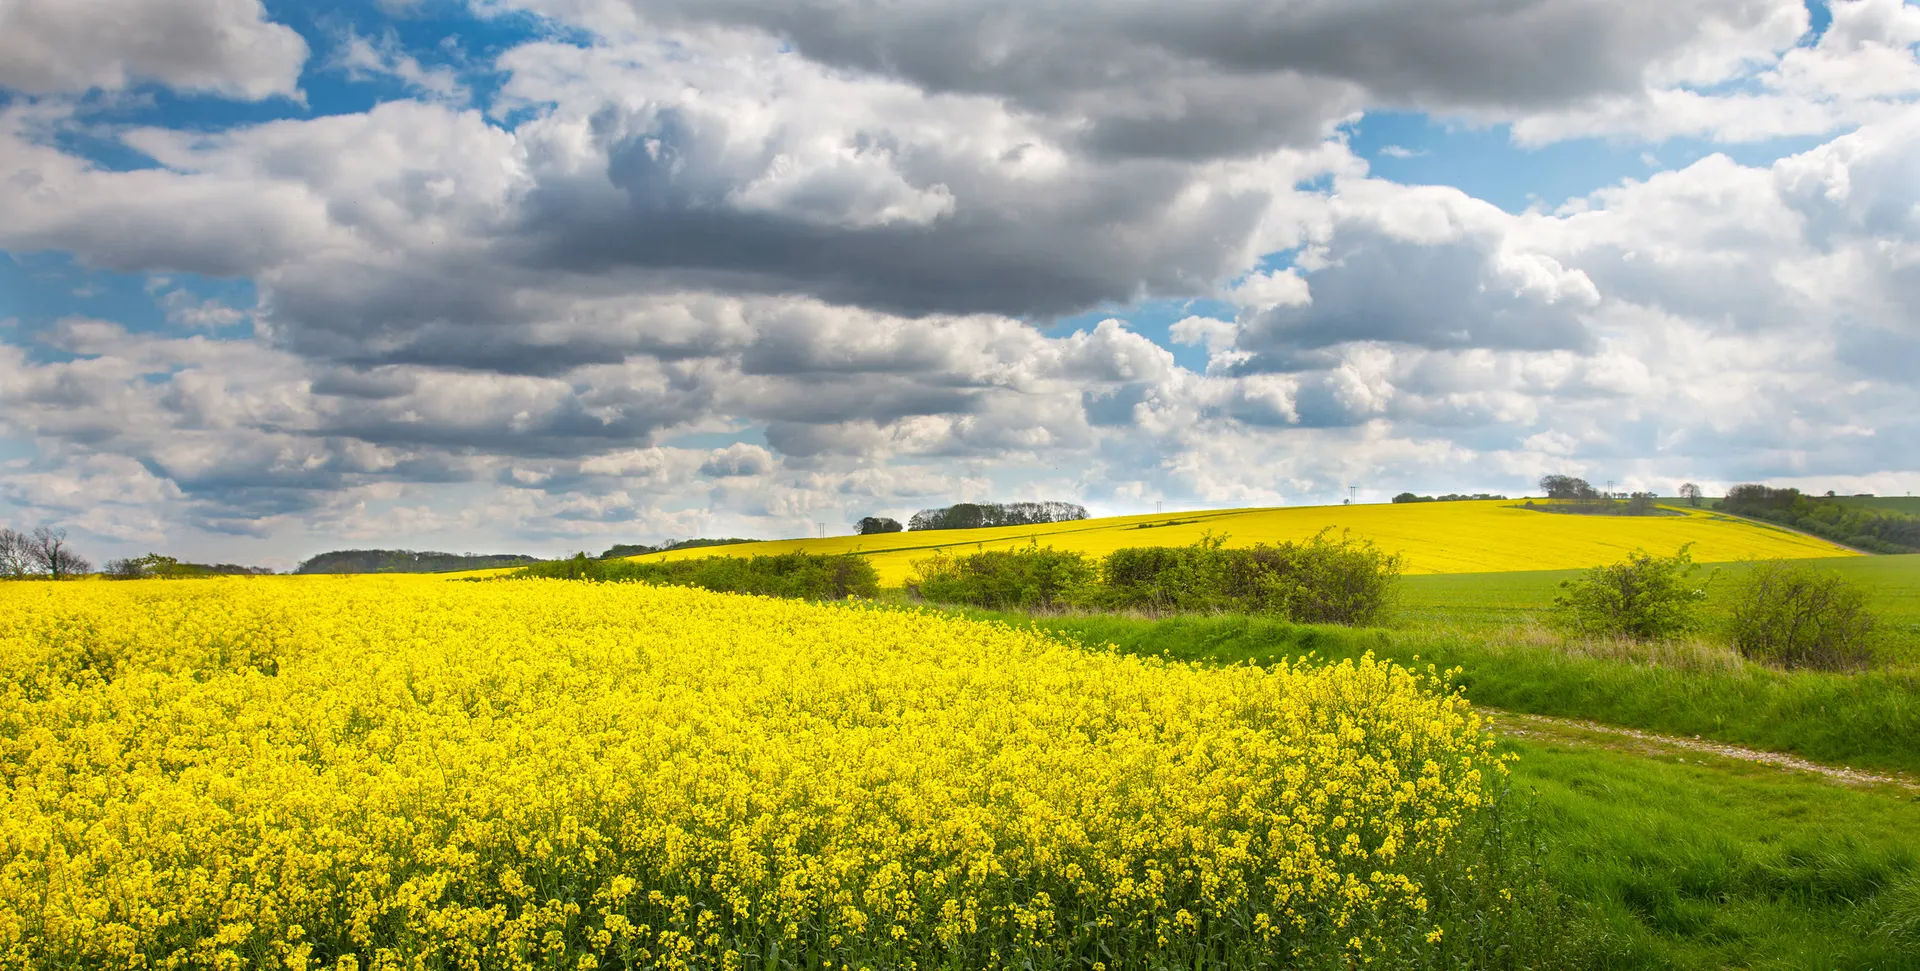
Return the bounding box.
[903,501,1088,532]
[1719,485,1920,554]
[293,550,544,574]
[0,526,93,579]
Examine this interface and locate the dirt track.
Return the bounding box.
[1481,708,1920,792]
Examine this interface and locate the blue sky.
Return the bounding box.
[2,0,1918,566]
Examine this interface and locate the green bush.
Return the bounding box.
[908,543,1096,609]
[1097,530,1404,625]
[1551,546,1705,640]
[510,551,880,600]
[1726,560,1877,670]
[1097,536,1237,613]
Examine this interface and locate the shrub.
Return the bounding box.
[1726,560,1877,670]
[1551,546,1705,640]
[909,543,1096,609]
[1097,530,1403,626]
[1097,535,1236,613]
[1280,529,1407,625]
[511,551,880,600]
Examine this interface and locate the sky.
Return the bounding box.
[1,0,1918,568]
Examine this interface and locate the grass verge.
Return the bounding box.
[1502,736,1920,969]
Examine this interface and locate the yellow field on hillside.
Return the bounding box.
[634,501,1856,584]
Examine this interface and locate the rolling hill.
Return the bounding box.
[629,500,1857,585]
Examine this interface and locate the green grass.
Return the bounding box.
[1396,554,1920,663]
[1503,737,1920,969]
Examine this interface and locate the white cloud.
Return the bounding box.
[1510,0,1920,145]
[0,0,307,99]
[4,0,1920,561]
[334,28,471,105]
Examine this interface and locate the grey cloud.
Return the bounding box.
[309,367,420,400]
[613,0,1800,158]
[1836,323,1920,385]
[523,108,1269,319]
[0,0,307,99]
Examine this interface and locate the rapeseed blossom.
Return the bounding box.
[1,578,1511,969]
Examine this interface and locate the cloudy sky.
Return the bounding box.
[2,0,1918,567]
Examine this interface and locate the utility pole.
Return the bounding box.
[1156,500,1163,514]
[1349,485,1358,503]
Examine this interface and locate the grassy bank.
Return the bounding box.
[1502,736,1920,969]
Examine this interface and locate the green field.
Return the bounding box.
[1396,554,1920,658]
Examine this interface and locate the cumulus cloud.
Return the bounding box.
[2,0,1919,561]
[699,443,775,478]
[505,0,1818,158]
[0,0,307,99]
[1509,0,1920,144]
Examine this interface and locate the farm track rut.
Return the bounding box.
[1480,708,1920,793]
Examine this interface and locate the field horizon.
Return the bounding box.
[625,499,1857,584]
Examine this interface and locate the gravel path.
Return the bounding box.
[1481,708,1920,792]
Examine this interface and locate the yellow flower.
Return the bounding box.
[0,576,1508,969]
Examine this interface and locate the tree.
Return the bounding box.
[1678,482,1702,507]
[1538,475,1599,500]
[25,526,92,579]
[856,516,903,535]
[0,527,32,578]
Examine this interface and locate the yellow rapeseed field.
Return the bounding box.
[0,578,1512,970]
[634,501,1854,585]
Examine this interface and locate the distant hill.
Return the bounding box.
[294,550,543,575]
[630,500,1855,586]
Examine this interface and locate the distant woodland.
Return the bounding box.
[908,502,1089,531]
[293,550,544,574]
